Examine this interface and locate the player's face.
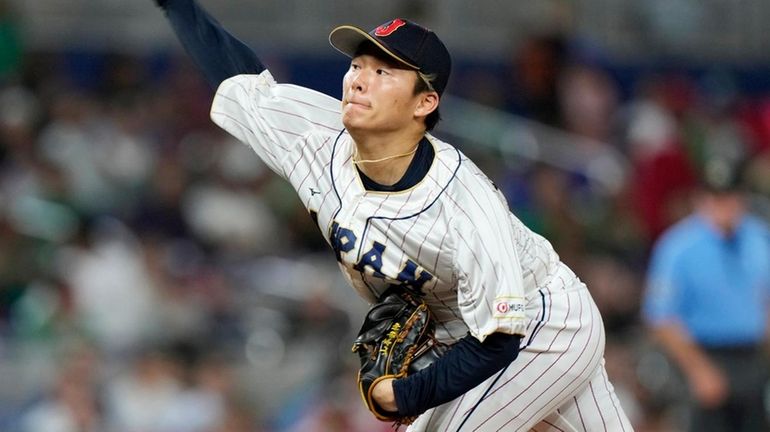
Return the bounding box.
[341,54,426,134]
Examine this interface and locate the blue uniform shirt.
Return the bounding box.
[643,213,770,347]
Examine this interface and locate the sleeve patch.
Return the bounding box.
[493,296,526,319]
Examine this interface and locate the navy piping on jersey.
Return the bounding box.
[524,289,548,348]
[454,364,511,432]
[347,142,525,419]
[328,129,348,234]
[353,137,437,297]
[355,144,462,266]
[328,131,461,298]
[328,131,379,299]
[357,137,434,191]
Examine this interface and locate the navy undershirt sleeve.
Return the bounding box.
[159,0,265,88]
[393,332,523,417]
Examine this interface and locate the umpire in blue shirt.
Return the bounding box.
[643,155,770,431]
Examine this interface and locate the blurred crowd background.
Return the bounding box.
[1,1,770,431]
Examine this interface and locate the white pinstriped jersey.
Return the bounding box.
[211,71,633,431]
[211,70,563,344]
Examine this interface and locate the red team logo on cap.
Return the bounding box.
[375,19,406,36]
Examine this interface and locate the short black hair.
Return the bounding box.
[353,41,441,131]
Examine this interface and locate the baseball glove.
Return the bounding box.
[352,285,446,425]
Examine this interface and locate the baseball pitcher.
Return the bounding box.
[155,0,633,430]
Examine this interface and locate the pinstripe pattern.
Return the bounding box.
[209,70,631,432]
[407,286,632,432]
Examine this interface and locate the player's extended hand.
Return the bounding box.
[372,378,398,413]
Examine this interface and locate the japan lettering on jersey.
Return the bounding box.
[209,70,633,432]
[209,71,557,343]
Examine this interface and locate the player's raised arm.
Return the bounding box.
[154,0,265,88]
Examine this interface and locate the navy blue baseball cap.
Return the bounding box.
[329,18,452,96]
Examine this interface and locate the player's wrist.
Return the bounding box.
[372,378,398,412]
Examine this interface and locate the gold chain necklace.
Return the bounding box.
[352,145,419,165]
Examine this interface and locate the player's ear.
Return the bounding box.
[414,91,439,119]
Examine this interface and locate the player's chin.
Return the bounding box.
[342,113,367,131]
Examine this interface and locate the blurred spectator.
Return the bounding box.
[56,218,162,355]
[501,163,586,269]
[182,166,282,256]
[622,75,699,242]
[114,342,239,432]
[505,33,568,127]
[36,89,118,216]
[737,96,770,155]
[20,342,102,432]
[554,62,650,266]
[642,156,770,431]
[558,63,620,144]
[743,152,770,211]
[131,152,192,239]
[104,346,182,431]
